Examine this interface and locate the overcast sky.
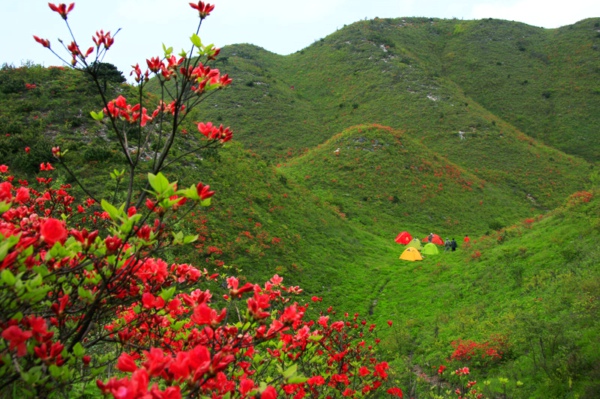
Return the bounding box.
[3,0,599,76]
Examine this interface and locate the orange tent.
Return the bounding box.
[423,234,444,245]
[395,231,412,244]
[399,247,423,261]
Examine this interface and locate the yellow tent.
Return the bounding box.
[399,247,423,261]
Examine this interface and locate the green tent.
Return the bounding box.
[422,243,439,255]
[406,238,422,250]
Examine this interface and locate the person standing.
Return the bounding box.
[451,238,457,251]
[463,235,470,247]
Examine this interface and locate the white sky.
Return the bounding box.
[2,0,599,76]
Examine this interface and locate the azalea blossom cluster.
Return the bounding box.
[0,166,402,398]
[34,3,115,66]
[34,1,233,186]
[450,336,508,367]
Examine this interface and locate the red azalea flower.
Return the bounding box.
[117,352,138,372]
[48,3,75,20]
[82,355,91,366]
[387,387,404,397]
[189,1,215,19]
[15,187,30,203]
[146,57,162,73]
[33,35,51,48]
[40,218,68,246]
[191,302,226,327]
[39,162,54,171]
[0,181,13,202]
[104,236,122,254]
[307,375,325,386]
[196,182,215,200]
[261,386,277,399]
[2,326,33,357]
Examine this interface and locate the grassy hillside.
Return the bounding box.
[167,142,400,313]
[187,18,596,218]
[188,141,600,397]
[196,17,600,165]
[443,18,600,162]
[280,124,589,237]
[377,189,600,398]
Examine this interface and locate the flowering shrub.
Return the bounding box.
[450,336,509,367]
[0,2,403,398]
[566,191,593,207]
[523,218,535,228]
[0,173,402,397]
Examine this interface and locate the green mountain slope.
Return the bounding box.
[443,18,600,162]
[281,124,591,236]
[187,18,597,217]
[198,17,600,164]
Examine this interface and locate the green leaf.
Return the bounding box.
[23,366,42,384]
[49,364,62,379]
[0,201,11,214]
[91,365,107,377]
[282,364,298,379]
[190,33,202,48]
[200,197,212,207]
[159,287,176,302]
[184,234,198,244]
[148,173,171,195]
[184,185,200,200]
[1,269,16,286]
[287,376,308,384]
[172,231,184,245]
[78,286,93,301]
[90,110,104,121]
[0,234,19,262]
[253,354,264,364]
[120,214,142,234]
[73,343,85,358]
[172,320,186,331]
[162,43,173,57]
[101,199,121,221]
[29,273,43,288]
[32,265,50,278]
[110,169,125,181]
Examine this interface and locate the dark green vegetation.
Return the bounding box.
[2,15,599,398]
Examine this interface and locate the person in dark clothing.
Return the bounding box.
[450,238,457,251]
